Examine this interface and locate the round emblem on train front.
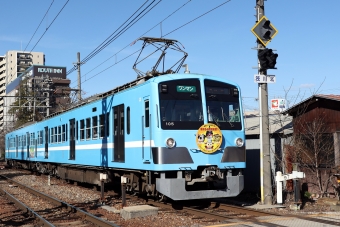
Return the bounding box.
[196,123,222,154]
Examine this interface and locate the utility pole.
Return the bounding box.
[256,0,272,205]
[73,52,83,101]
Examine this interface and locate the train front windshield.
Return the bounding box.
[158,78,242,130]
[159,79,203,130]
[204,79,242,130]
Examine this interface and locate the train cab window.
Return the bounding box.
[80,119,85,140]
[92,116,98,139]
[204,79,242,130]
[99,114,105,138]
[127,107,130,134]
[86,118,91,140]
[159,79,203,130]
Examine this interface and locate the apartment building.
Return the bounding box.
[0,51,45,130]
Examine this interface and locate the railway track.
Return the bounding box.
[0,174,119,227]
[2,168,340,227]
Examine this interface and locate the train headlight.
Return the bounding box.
[165,138,176,148]
[235,138,244,147]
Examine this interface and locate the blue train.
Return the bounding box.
[5,38,245,200]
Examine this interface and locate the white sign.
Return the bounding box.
[271,99,286,111]
[254,75,276,83]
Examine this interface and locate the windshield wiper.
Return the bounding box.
[223,113,234,127]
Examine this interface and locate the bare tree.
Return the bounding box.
[291,115,336,197]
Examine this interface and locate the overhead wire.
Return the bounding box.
[23,0,55,52]
[70,0,232,92]
[66,0,162,76]
[75,0,192,85]
[8,0,69,81]
[30,0,70,52]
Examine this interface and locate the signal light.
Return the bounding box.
[261,20,272,41]
[258,48,278,70]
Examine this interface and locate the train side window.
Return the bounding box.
[50,128,53,143]
[92,116,98,139]
[86,118,91,140]
[23,135,26,146]
[38,130,43,145]
[106,113,110,137]
[58,126,61,143]
[41,130,44,145]
[30,133,35,146]
[66,124,68,141]
[54,127,57,143]
[99,114,105,138]
[62,125,66,142]
[145,100,149,128]
[127,107,130,134]
[80,119,85,140]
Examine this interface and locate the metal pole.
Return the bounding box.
[256,0,272,205]
[74,52,82,101]
[122,183,126,207]
[101,180,105,204]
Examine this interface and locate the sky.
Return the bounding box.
[1,0,340,111]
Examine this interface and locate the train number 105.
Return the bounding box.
[165,122,174,126]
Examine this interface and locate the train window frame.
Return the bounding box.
[80,119,85,140]
[92,116,98,139]
[86,118,91,140]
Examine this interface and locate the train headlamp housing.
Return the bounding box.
[165,138,176,148]
[235,138,244,147]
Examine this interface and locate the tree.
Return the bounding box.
[290,115,335,197]
[8,78,43,129]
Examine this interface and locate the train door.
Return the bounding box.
[44,127,48,159]
[69,119,75,160]
[142,97,151,163]
[16,135,18,158]
[113,104,125,162]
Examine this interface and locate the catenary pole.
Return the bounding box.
[256,0,272,205]
[73,52,82,101]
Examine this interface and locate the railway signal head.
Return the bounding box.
[251,16,278,46]
[258,48,278,70]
